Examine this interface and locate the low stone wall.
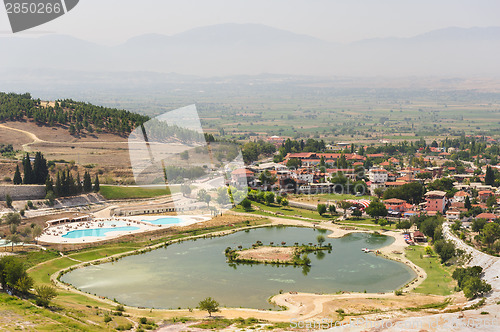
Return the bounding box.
[0,185,46,200]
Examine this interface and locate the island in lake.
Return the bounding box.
[225,242,332,266]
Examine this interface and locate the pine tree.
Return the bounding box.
[13,165,22,185]
[83,171,92,193]
[93,174,100,192]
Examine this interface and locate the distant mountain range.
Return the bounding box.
[1,24,500,77]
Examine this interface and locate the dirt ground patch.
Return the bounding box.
[237,246,296,262]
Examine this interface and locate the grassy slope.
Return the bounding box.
[233,201,333,221]
[405,246,455,296]
[99,185,171,200]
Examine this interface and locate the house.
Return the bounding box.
[453,191,470,203]
[446,209,461,221]
[267,136,284,148]
[475,213,499,222]
[412,231,426,242]
[425,190,447,214]
[231,168,255,187]
[384,198,407,212]
[368,169,388,183]
[478,190,495,203]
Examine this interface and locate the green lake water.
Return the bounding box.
[61,227,415,309]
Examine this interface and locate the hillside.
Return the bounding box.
[0,92,148,137]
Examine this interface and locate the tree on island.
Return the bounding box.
[198,297,220,317]
[317,235,325,246]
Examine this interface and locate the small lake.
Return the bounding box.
[61,227,415,309]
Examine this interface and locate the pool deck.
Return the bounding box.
[38,215,211,244]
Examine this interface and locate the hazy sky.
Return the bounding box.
[1,0,499,44]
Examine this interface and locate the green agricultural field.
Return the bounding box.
[99,185,171,200]
[405,246,455,296]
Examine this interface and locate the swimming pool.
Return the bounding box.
[142,217,185,225]
[62,226,140,239]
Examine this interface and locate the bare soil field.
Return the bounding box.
[0,121,137,183]
[237,246,296,262]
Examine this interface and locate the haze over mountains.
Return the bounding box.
[1,23,500,77]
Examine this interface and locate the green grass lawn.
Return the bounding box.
[336,217,398,231]
[100,185,171,199]
[68,245,142,262]
[234,201,334,221]
[405,246,455,296]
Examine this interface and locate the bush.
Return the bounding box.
[352,209,362,217]
[35,285,58,307]
[5,194,12,208]
[139,317,147,324]
[104,315,112,323]
[116,323,133,331]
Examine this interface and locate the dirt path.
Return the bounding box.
[0,123,143,152]
[0,123,45,151]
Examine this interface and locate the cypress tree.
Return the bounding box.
[45,176,54,194]
[464,196,472,210]
[485,166,495,186]
[13,165,22,185]
[33,152,42,184]
[55,172,62,197]
[83,171,92,193]
[76,172,83,194]
[94,174,100,192]
[67,171,77,196]
[22,153,33,184]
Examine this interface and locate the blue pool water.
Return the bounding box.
[143,217,184,225]
[62,226,140,239]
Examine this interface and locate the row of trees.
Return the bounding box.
[46,170,99,199]
[13,152,49,185]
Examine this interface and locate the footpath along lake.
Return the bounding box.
[61,226,416,309]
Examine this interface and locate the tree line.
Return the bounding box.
[0,92,148,136]
[12,152,99,200]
